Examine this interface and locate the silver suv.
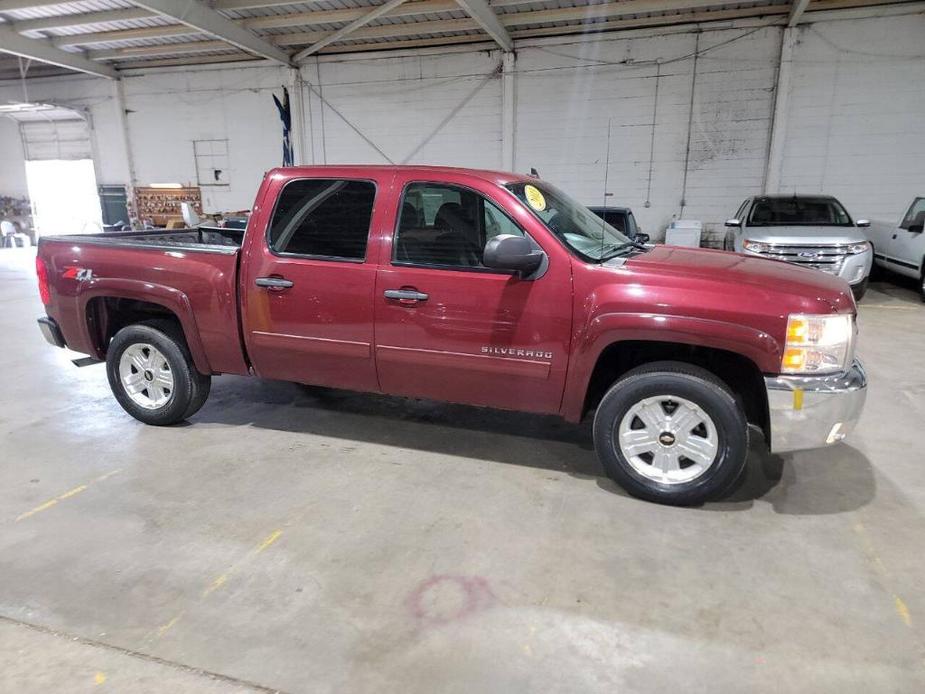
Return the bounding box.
[724,195,873,300]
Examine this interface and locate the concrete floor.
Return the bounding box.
[1,247,924,693]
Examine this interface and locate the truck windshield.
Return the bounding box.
[506,182,637,261]
[748,197,853,226]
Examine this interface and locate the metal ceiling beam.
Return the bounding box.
[130,0,293,65]
[13,9,157,34]
[787,0,813,24]
[90,40,230,61]
[293,0,411,62]
[454,0,512,51]
[54,25,198,47]
[0,24,118,78]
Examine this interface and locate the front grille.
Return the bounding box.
[748,244,850,275]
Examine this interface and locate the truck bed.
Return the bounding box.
[43,226,244,252]
[38,227,249,376]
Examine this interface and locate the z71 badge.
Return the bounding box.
[62,267,94,281]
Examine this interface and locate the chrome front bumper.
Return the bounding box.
[764,360,867,453]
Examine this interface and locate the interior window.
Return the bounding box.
[395,183,524,269]
[269,179,375,259]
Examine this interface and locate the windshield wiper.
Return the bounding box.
[598,240,648,261]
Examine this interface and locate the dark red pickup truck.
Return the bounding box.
[36,166,867,504]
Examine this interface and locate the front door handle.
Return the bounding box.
[384,289,429,302]
[255,276,294,290]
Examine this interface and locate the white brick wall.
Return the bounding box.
[0,12,922,238]
[774,15,925,223]
[515,26,780,241]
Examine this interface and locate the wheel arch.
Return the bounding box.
[573,338,770,443]
[79,279,211,374]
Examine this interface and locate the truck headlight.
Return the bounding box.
[782,313,855,374]
[845,241,871,254]
[742,239,770,254]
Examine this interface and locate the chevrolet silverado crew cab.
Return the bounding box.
[724,195,873,300]
[865,196,925,300]
[36,166,867,506]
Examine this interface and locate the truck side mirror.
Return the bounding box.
[483,235,545,276]
[725,219,742,228]
[856,219,870,227]
[635,232,650,244]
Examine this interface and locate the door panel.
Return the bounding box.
[373,177,573,414]
[240,174,388,392]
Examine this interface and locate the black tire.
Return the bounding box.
[851,278,869,302]
[592,361,748,506]
[106,320,211,425]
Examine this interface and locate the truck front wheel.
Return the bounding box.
[592,361,748,505]
[106,320,211,426]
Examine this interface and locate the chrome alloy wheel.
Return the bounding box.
[617,395,719,485]
[118,343,174,410]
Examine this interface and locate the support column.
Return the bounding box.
[112,78,137,194]
[288,66,307,165]
[765,27,795,194]
[501,51,516,172]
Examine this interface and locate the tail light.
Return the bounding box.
[36,256,50,305]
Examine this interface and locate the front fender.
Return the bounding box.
[77,277,211,374]
[560,312,781,421]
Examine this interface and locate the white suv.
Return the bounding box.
[724,195,873,300]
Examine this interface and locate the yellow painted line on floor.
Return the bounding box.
[895,596,912,627]
[853,521,913,629]
[14,470,121,523]
[202,574,228,597]
[256,529,283,553]
[156,612,184,638]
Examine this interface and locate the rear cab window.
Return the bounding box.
[268,179,376,261]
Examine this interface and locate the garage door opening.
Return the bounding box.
[24,159,102,237]
[3,103,103,238]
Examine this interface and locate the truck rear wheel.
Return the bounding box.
[592,361,748,505]
[106,320,211,426]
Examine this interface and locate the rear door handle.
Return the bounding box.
[384,289,429,302]
[255,276,294,289]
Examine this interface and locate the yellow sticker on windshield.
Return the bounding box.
[524,184,546,212]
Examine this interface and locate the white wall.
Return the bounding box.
[515,26,780,238]
[773,16,925,223]
[0,117,28,197]
[0,11,923,238]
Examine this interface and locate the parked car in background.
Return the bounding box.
[724,195,873,300]
[588,206,649,243]
[865,196,925,301]
[36,166,866,506]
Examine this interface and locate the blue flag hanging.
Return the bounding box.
[273,86,293,167]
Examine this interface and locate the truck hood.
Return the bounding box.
[742,226,867,245]
[623,245,855,314]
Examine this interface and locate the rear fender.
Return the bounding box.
[77,278,211,374]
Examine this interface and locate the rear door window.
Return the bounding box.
[269,179,376,260]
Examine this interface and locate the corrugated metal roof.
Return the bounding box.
[2,0,135,22]
[0,0,887,75]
